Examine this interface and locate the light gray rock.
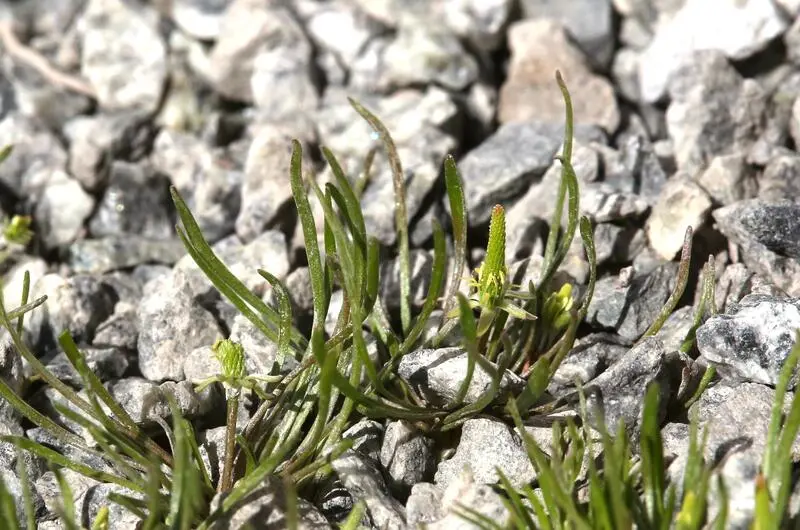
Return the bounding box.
[332,450,406,530]
[208,0,318,116]
[381,420,436,496]
[407,468,510,529]
[499,19,619,131]
[137,272,223,381]
[0,112,66,197]
[235,123,313,242]
[519,0,615,69]
[208,475,332,530]
[758,153,800,203]
[551,332,630,389]
[44,345,129,386]
[343,419,384,463]
[646,175,711,260]
[64,111,155,192]
[398,348,525,408]
[713,199,800,297]
[638,0,786,103]
[79,0,167,112]
[695,154,756,207]
[442,0,512,51]
[35,170,94,249]
[171,0,229,40]
[435,418,535,489]
[696,294,800,387]
[68,236,188,275]
[666,51,768,174]
[151,129,243,243]
[89,161,175,239]
[32,273,118,344]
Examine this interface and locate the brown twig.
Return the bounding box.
[0,21,96,99]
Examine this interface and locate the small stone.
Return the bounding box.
[443,0,512,51]
[715,262,756,313]
[33,273,118,344]
[518,0,615,69]
[92,309,139,351]
[343,419,385,463]
[586,262,678,341]
[208,475,332,530]
[380,420,436,496]
[551,332,630,389]
[593,223,646,267]
[67,236,188,275]
[105,377,219,426]
[666,51,768,174]
[435,418,535,489]
[89,161,175,239]
[696,294,800,387]
[171,0,228,40]
[208,1,318,117]
[35,170,94,249]
[44,345,129,386]
[0,112,66,197]
[458,121,605,225]
[638,0,786,103]
[332,451,406,530]
[235,124,312,242]
[713,199,800,297]
[758,153,800,203]
[499,19,620,131]
[646,175,712,260]
[408,469,510,528]
[136,272,223,381]
[398,348,525,408]
[64,111,155,192]
[80,0,168,112]
[585,337,682,442]
[696,154,756,206]
[151,129,243,243]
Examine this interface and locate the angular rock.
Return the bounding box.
[208,0,318,116]
[407,469,510,528]
[235,124,312,242]
[696,294,800,387]
[208,475,332,530]
[639,0,786,102]
[398,348,525,408]
[151,129,243,243]
[80,0,168,112]
[551,332,630,389]
[586,262,678,341]
[343,419,385,463]
[89,161,175,239]
[35,170,94,249]
[171,0,229,40]
[435,418,535,489]
[459,121,604,225]
[136,272,223,381]
[646,175,712,259]
[332,450,406,530]
[499,19,619,131]
[44,345,129,386]
[585,337,682,442]
[442,0,512,51]
[758,153,800,203]
[64,110,155,192]
[713,199,800,297]
[666,51,768,174]
[68,235,188,275]
[0,112,66,197]
[519,0,615,69]
[695,154,756,207]
[381,420,436,497]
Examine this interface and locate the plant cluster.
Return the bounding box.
[0,72,798,530]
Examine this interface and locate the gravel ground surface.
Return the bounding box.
[2,0,800,528]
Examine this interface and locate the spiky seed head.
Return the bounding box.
[212,338,246,380]
[478,205,507,307]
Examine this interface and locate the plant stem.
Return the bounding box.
[219,393,239,493]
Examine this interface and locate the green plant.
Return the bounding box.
[0,69,797,530]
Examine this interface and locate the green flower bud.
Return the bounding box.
[212,339,246,381]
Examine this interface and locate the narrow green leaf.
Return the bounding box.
[442,155,468,326]
[0,471,20,530]
[257,269,295,372]
[349,97,412,333]
[515,357,550,412]
[53,468,80,530]
[640,383,666,528]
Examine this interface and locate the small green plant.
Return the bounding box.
[0,70,797,530]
